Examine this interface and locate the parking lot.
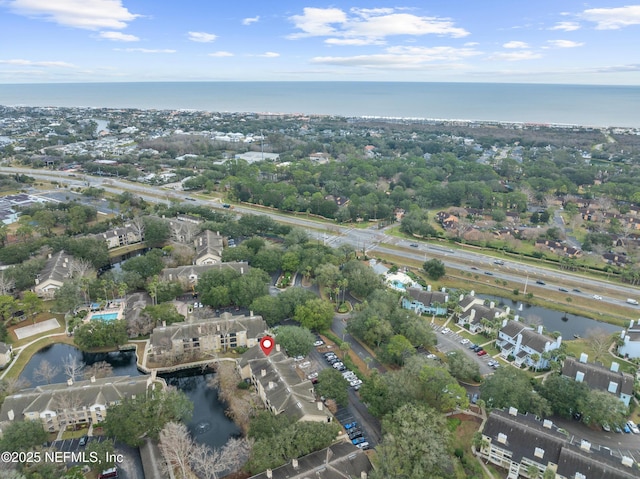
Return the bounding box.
[430,323,497,376]
[47,437,144,479]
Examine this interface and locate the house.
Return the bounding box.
[458,298,509,334]
[497,320,562,369]
[161,261,249,287]
[33,250,75,299]
[0,342,12,368]
[248,443,373,479]
[478,408,638,479]
[95,224,144,249]
[309,152,330,164]
[534,239,581,257]
[194,230,224,265]
[561,355,635,407]
[619,319,640,359]
[0,374,162,433]
[238,347,331,423]
[149,312,267,361]
[435,210,459,229]
[402,286,448,316]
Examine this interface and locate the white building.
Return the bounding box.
[619,319,640,359]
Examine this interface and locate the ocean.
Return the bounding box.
[1,82,639,128]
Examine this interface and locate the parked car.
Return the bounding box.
[614,424,623,433]
[344,422,357,429]
[307,372,318,379]
[441,327,451,334]
[332,362,344,369]
[314,340,324,347]
[426,353,437,359]
[298,361,311,368]
[469,344,479,350]
[460,338,470,345]
[602,423,611,432]
[294,356,304,362]
[78,436,88,447]
[477,350,487,356]
[350,379,363,387]
[352,437,367,445]
[356,442,370,450]
[623,424,631,433]
[627,421,640,434]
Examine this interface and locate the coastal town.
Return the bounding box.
[0,106,640,479]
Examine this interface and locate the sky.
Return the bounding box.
[0,0,639,84]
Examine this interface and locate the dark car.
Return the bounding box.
[536,280,545,285]
[484,271,493,276]
[558,288,569,292]
[471,393,479,404]
[572,288,581,293]
[409,243,419,248]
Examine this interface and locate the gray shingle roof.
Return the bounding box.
[248,443,372,479]
[161,262,249,282]
[194,230,224,261]
[406,287,448,306]
[38,250,74,284]
[500,320,553,353]
[561,357,634,397]
[556,444,638,479]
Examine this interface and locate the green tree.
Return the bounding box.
[294,298,334,331]
[73,320,128,350]
[423,258,446,280]
[142,216,171,248]
[275,325,315,358]
[21,291,43,323]
[251,248,282,273]
[84,438,116,471]
[383,334,416,366]
[142,303,184,326]
[0,294,18,322]
[342,260,384,298]
[316,368,349,407]
[102,389,193,447]
[54,280,83,313]
[372,403,452,479]
[229,268,270,306]
[0,420,47,452]
[250,295,286,326]
[121,250,165,281]
[481,366,550,417]
[577,389,629,427]
[446,350,481,382]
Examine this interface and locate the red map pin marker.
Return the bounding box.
[260,336,275,356]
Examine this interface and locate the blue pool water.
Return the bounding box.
[90,312,119,321]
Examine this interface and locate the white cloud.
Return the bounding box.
[259,52,280,58]
[325,38,384,46]
[242,16,259,26]
[99,31,139,42]
[546,40,583,48]
[549,21,581,31]
[288,7,468,43]
[464,42,480,47]
[503,41,529,49]
[188,31,217,43]
[7,0,139,30]
[582,5,640,30]
[490,50,542,61]
[311,45,481,69]
[116,48,176,53]
[208,51,234,57]
[0,59,75,67]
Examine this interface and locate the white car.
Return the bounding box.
[350,379,363,387]
[314,340,324,347]
[294,356,304,362]
[460,338,470,345]
[442,328,451,334]
[628,421,640,434]
[307,372,318,379]
[332,362,344,369]
[593,295,603,300]
[299,361,311,368]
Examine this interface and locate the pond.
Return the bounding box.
[18,343,239,449]
[477,294,621,338]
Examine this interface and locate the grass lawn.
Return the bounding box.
[448,414,497,479]
[563,338,637,374]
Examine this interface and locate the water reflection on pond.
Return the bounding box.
[19,343,239,449]
[478,294,620,338]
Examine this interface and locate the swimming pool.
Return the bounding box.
[90,312,119,321]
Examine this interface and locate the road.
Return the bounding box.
[5,166,640,310]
